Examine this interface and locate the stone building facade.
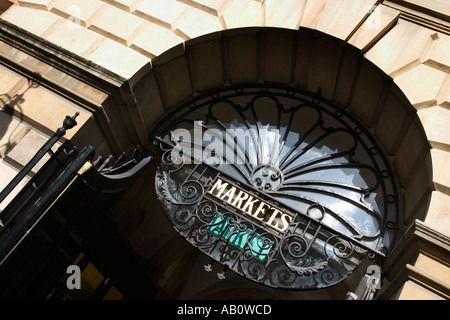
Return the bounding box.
[0,0,448,300]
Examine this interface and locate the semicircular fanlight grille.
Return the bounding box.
[151,85,401,290]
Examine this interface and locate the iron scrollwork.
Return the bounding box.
[152,85,401,290]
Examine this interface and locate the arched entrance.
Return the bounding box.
[0,1,447,300]
[113,26,432,299]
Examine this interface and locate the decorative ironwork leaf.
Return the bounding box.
[286,257,329,276]
[159,171,180,204]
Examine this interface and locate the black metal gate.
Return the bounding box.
[0,113,155,299]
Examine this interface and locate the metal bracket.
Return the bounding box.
[345,265,382,300]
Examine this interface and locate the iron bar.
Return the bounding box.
[0,112,79,204]
[0,146,78,235]
[0,145,95,265]
[0,141,72,220]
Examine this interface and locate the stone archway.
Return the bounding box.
[143,26,431,234]
[121,26,439,299]
[0,1,448,300]
[2,0,447,238]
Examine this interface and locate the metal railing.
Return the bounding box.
[0,113,96,264]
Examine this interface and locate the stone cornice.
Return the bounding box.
[384,220,450,275]
[383,0,450,34]
[378,219,450,299]
[0,18,126,93]
[0,18,152,153]
[378,263,450,299]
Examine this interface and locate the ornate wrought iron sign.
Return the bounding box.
[207,178,293,233]
[151,85,401,290]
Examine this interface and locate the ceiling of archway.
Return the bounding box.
[2,0,449,298]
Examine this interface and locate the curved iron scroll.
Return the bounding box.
[151,85,401,290]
